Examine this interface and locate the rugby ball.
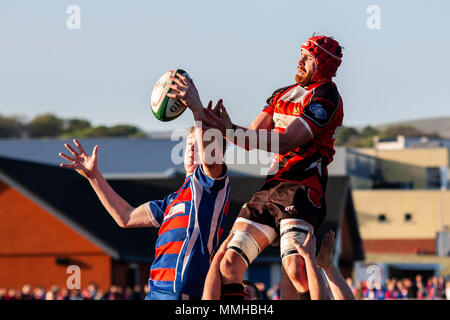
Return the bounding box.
[151,69,190,122]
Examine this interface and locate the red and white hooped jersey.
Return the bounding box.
[262,80,343,195]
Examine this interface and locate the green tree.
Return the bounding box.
[27,113,64,137]
[0,115,25,138]
[65,118,91,132]
[79,125,111,137]
[107,124,146,137]
[352,136,374,148]
[335,126,360,145]
[60,118,92,138]
[378,125,426,139]
[361,126,379,138]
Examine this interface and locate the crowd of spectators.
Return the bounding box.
[1,274,449,300]
[0,283,149,300]
[346,275,450,300]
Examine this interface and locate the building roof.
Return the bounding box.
[0,137,184,177]
[0,155,364,263]
[0,138,349,177]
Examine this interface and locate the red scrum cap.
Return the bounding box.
[301,35,343,82]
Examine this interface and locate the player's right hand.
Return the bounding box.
[59,139,99,180]
[167,73,204,117]
[291,226,316,260]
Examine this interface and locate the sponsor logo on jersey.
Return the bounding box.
[285,205,298,214]
[309,103,327,120]
[165,203,185,220]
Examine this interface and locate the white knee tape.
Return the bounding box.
[235,217,277,244]
[227,230,260,267]
[280,223,309,259]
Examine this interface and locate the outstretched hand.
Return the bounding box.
[203,100,233,136]
[316,231,336,269]
[59,139,99,180]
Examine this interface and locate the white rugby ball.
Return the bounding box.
[151,69,190,122]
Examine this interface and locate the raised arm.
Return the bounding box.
[167,74,224,179]
[59,139,155,228]
[316,231,355,300]
[202,106,313,155]
[248,111,274,130]
[202,233,233,300]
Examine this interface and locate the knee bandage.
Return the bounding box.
[280,221,310,259]
[227,230,261,267]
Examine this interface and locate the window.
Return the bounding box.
[426,167,441,189]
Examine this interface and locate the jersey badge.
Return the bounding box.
[165,203,185,220]
[309,103,327,120]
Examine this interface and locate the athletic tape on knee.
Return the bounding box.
[235,217,277,244]
[280,224,309,259]
[227,230,260,267]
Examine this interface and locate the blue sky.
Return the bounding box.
[1,0,449,132]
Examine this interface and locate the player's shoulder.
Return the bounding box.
[266,84,297,106]
[310,81,341,107]
[302,82,342,128]
[310,81,342,109]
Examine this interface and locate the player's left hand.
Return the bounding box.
[167,73,204,116]
[203,101,233,136]
[59,139,100,180]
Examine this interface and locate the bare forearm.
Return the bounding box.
[248,112,274,130]
[226,124,281,153]
[304,256,330,300]
[227,124,309,154]
[88,171,134,228]
[323,264,355,300]
[202,264,222,300]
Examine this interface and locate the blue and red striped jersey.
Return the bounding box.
[144,164,230,298]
